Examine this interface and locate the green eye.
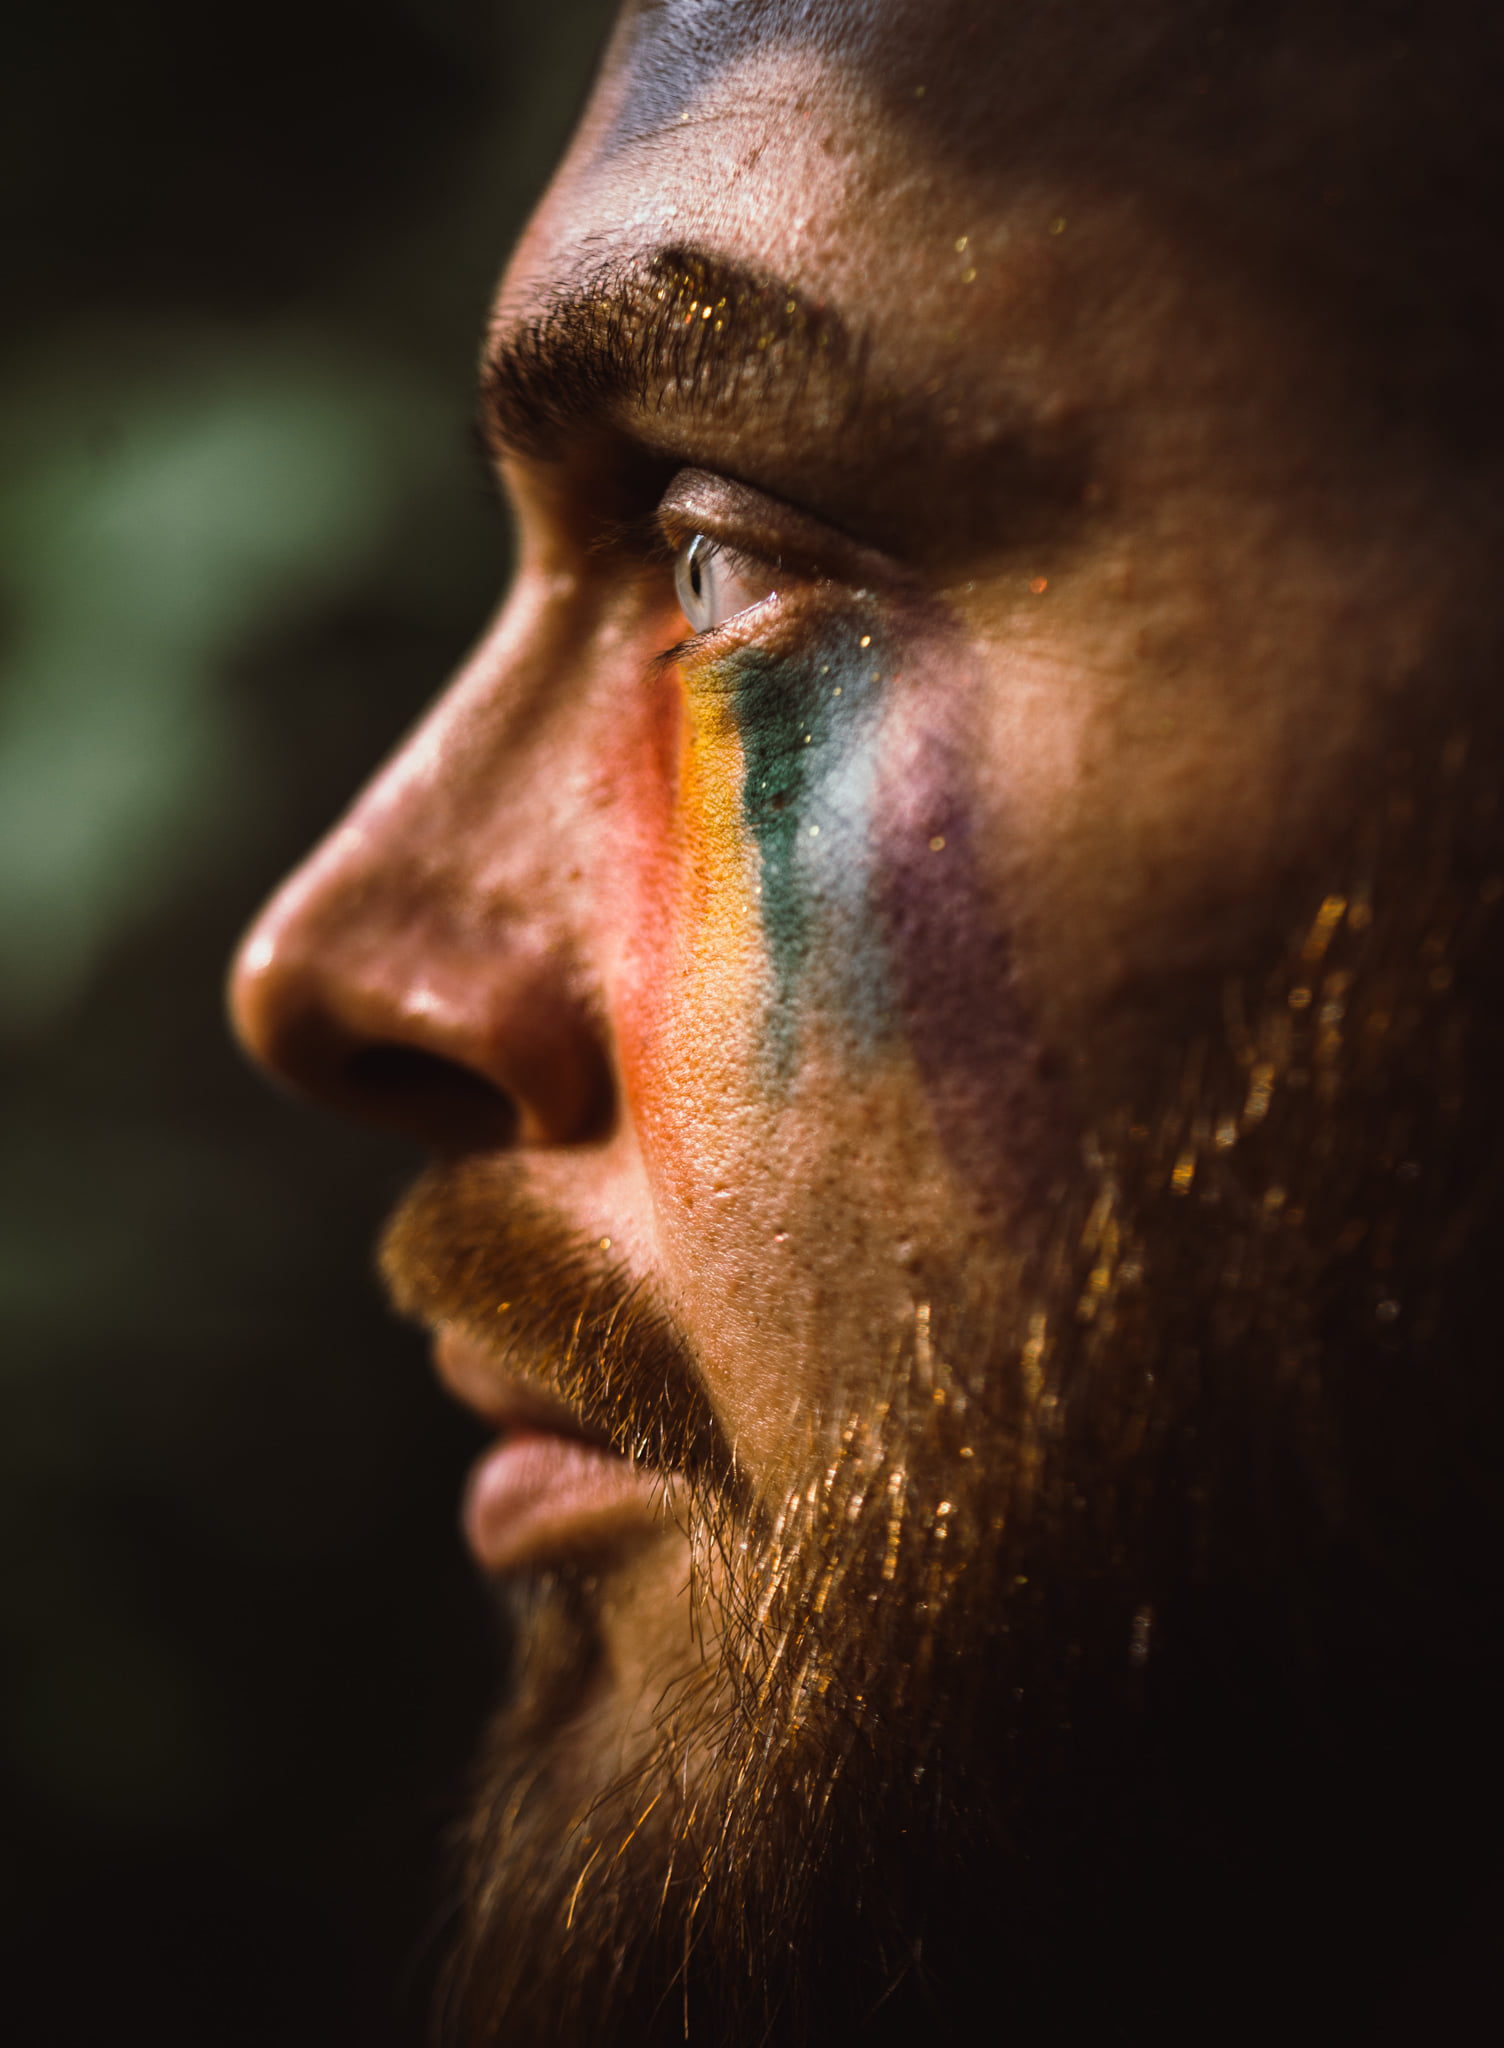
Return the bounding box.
[673,532,777,633]
[675,533,718,631]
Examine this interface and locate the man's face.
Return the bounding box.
[233,2,1504,2039]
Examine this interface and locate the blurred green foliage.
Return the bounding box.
[0,340,455,1025]
[1,3,615,2040]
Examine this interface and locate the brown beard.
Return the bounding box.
[385,734,1504,2047]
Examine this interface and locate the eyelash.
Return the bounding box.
[653,524,780,654]
[577,512,754,668]
[642,467,904,667]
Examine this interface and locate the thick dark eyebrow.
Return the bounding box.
[478,244,860,465]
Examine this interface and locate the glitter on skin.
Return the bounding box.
[676,619,896,1079]
[664,611,1049,1206]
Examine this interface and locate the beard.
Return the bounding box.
[383,733,1504,2047]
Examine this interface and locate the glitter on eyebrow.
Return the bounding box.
[480,246,856,461]
[1030,577,1049,594]
[954,235,969,253]
[929,836,946,853]
[599,1237,613,1250]
[859,635,872,648]
[1050,217,1067,234]
[961,267,977,284]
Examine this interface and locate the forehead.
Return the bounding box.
[514,5,974,282]
[494,8,1347,553]
[486,0,1500,576]
[595,0,992,148]
[512,0,1489,338]
[499,0,1387,385]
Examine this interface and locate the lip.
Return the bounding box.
[463,1429,662,1574]
[434,1328,664,1574]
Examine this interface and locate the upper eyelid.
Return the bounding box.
[654,468,907,594]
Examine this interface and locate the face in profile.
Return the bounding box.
[232,3,1504,2041]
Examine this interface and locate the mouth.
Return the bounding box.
[434,1328,665,1575]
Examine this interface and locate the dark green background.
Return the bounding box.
[2,3,615,2038]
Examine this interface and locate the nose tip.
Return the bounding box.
[230,866,615,1153]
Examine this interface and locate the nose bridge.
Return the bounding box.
[231,568,620,1148]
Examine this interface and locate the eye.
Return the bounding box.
[673,532,777,634]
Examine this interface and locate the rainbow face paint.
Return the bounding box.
[666,598,1049,1199]
[678,613,900,1081]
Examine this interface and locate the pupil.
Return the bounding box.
[691,546,703,599]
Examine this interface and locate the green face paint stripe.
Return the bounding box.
[727,628,893,1077]
[735,650,816,1041]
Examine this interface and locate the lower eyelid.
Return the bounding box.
[672,593,857,697]
[722,569,780,621]
[674,603,776,671]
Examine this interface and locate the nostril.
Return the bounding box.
[343,1043,517,1149]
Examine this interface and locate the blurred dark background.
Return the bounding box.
[2,3,615,2039]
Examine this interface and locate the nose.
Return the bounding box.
[229,594,618,1153]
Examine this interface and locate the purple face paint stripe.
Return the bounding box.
[720,605,1054,1198]
[868,717,1057,1208]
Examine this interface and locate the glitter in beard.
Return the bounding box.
[402,727,1504,2048]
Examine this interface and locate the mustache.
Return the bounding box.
[379,1156,736,1497]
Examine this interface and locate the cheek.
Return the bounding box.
[613,622,1053,1218]
[612,662,767,1201]
[867,705,1056,1210]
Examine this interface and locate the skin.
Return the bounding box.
[234,3,1475,1487]
[231,2,1504,2033]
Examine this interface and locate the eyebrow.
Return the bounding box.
[478,244,862,465]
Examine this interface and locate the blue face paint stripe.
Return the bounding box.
[726,626,896,1075]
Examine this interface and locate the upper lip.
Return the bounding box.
[432,1324,616,1450]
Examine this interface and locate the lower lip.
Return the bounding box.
[463,1429,662,1574]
